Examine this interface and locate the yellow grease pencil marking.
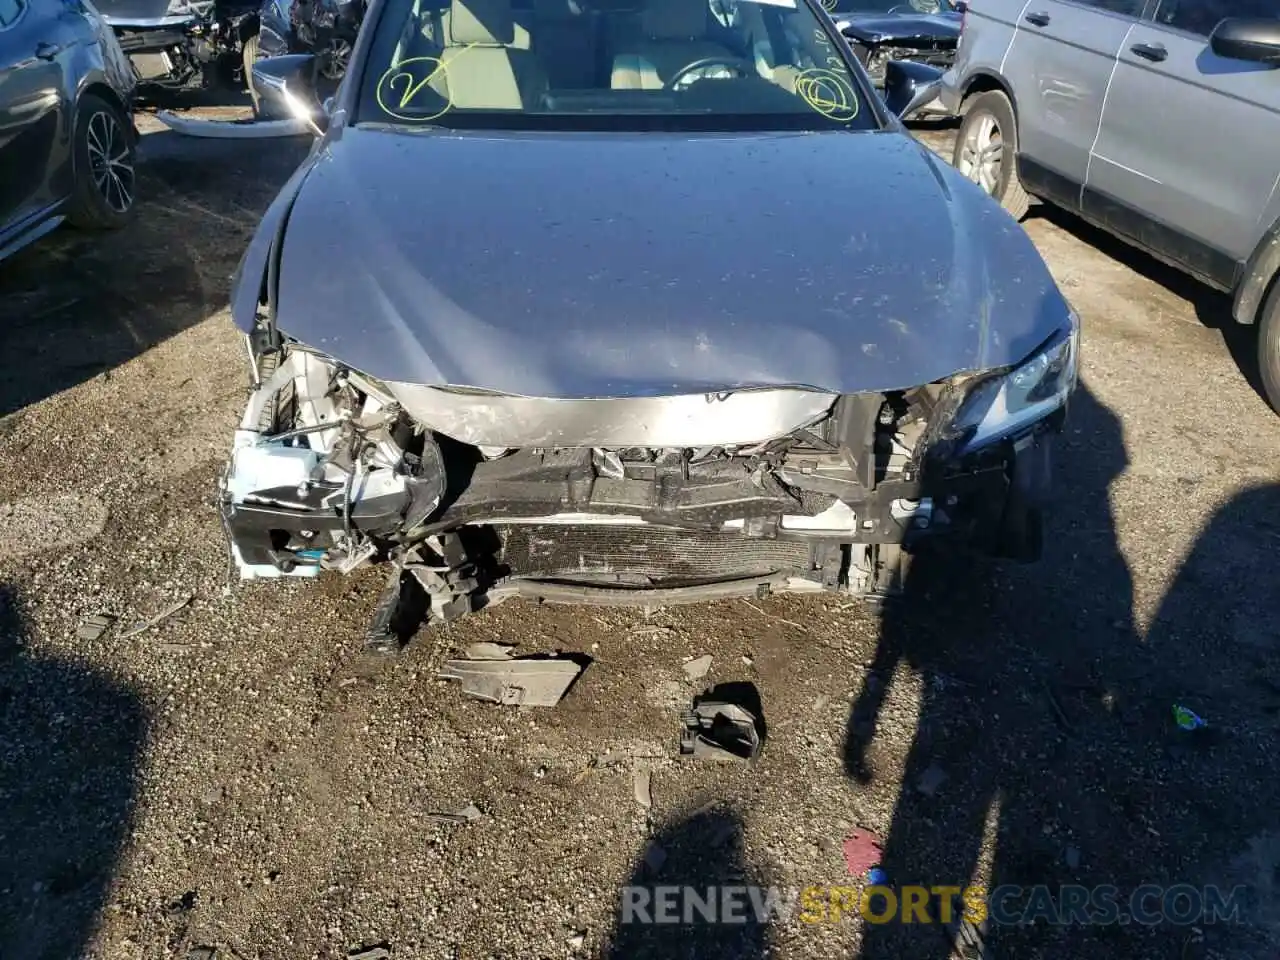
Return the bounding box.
[375,44,477,122]
[795,68,859,122]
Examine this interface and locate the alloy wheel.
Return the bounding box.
[320,37,352,80]
[957,113,1004,197]
[86,110,134,215]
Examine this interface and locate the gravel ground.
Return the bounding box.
[0,109,1278,960]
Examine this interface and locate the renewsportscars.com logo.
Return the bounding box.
[619,883,1250,927]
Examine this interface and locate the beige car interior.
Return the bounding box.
[609,0,736,89]
[386,0,808,109]
[421,0,549,109]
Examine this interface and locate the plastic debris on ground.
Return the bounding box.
[426,802,483,824]
[437,647,587,707]
[118,595,193,639]
[76,612,116,641]
[679,686,764,762]
[682,654,713,681]
[633,768,653,809]
[463,641,519,660]
[1173,704,1207,731]
[842,828,884,876]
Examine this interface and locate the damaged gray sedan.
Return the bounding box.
[223,0,1078,649]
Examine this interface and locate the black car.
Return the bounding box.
[823,0,959,91]
[0,0,138,261]
[254,0,363,85]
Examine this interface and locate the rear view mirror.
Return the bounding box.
[251,54,328,133]
[1210,17,1280,65]
[883,60,944,119]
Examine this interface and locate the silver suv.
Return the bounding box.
[938,0,1280,411]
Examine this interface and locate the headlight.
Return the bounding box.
[949,309,1079,453]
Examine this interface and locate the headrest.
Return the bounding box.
[448,0,516,44]
[641,0,707,39]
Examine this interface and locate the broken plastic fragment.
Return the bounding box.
[427,802,483,823]
[841,828,883,876]
[118,595,193,639]
[463,641,518,660]
[679,700,763,761]
[633,768,653,808]
[682,654,713,681]
[438,656,586,707]
[77,613,116,641]
[1173,704,1207,731]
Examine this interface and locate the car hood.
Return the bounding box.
[838,12,960,42]
[238,126,1068,399]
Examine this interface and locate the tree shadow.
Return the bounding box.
[0,584,148,960]
[1032,204,1265,406]
[847,381,1280,957]
[600,805,771,960]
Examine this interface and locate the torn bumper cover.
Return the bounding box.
[218,309,1078,627]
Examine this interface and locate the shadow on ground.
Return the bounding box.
[1034,204,1266,407]
[0,129,309,417]
[600,805,771,960]
[849,382,1280,958]
[0,585,148,960]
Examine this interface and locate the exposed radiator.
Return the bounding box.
[496,525,815,584]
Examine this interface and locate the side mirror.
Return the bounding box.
[251,54,328,132]
[1210,17,1280,65]
[883,60,944,119]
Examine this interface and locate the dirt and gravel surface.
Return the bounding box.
[0,109,1278,960]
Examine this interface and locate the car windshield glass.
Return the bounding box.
[820,0,952,14]
[356,0,880,131]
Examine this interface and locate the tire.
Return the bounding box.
[1259,278,1280,414]
[953,89,1031,221]
[66,94,135,230]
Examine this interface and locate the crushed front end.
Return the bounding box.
[220,313,1077,646]
[836,17,959,93]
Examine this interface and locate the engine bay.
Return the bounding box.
[219,337,1033,645]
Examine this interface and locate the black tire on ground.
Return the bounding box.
[66,93,136,230]
[1259,278,1280,414]
[954,89,1031,221]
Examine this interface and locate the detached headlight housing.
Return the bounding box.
[949,308,1079,454]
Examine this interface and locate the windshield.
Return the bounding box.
[357,0,879,131]
[820,0,953,14]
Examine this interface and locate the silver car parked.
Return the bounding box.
[0,0,137,261]
[939,0,1280,411]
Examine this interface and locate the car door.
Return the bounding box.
[0,0,71,233]
[1000,0,1143,210]
[1085,0,1279,289]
